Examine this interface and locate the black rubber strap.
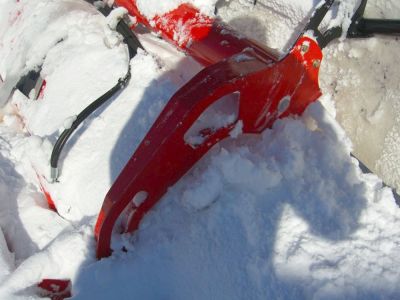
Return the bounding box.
[348,18,400,38]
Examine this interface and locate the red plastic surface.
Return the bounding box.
[38,279,71,300]
[35,171,57,211]
[38,79,46,99]
[95,0,323,259]
[116,0,279,65]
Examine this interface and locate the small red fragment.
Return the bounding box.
[35,172,58,212]
[38,80,46,99]
[38,279,71,300]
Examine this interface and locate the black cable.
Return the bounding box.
[50,10,143,182]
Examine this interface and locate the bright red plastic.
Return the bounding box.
[38,279,71,300]
[116,0,280,65]
[38,79,46,99]
[95,1,323,258]
[35,172,57,211]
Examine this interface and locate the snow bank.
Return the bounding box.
[0,0,110,107]
[71,102,400,300]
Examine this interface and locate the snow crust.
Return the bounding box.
[0,0,399,299]
[136,0,218,19]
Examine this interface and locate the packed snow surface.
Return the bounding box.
[135,0,218,18]
[0,0,399,299]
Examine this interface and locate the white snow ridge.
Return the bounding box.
[0,0,399,299]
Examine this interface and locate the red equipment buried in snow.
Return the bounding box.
[37,279,71,300]
[94,0,323,259]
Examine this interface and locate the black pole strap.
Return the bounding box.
[348,18,400,38]
[303,0,400,48]
[347,0,400,38]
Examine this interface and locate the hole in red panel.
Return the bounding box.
[184,92,240,147]
[117,191,149,233]
[131,191,148,207]
[277,95,291,115]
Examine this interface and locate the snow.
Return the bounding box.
[63,115,77,130]
[105,6,128,29]
[0,0,399,299]
[320,36,400,191]
[135,0,218,18]
[185,92,239,147]
[0,226,13,282]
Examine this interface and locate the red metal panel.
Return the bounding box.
[116,1,279,65]
[94,0,323,259]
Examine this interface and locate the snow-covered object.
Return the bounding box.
[0,0,399,299]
